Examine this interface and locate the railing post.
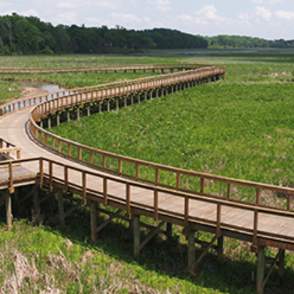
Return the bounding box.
[154,189,159,220]
[49,161,53,191]
[103,178,108,205]
[126,183,131,217]
[227,183,231,199]
[185,196,189,223]
[82,171,87,204]
[39,158,44,188]
[256,188,261,205]
[118,159,122,176]
[155,167,160,185]
[200,177,205,194]
[216,204,223,257]
[8,161,14,194]
[253,209,259,248]
[176,172,180,189]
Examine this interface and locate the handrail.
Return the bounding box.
[0,63,204,74]
[25,64,294,213]
[0,138,21,159]
[0,64,215,116]
[1,157,294,246]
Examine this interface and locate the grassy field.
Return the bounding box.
[0,80,20,104]
[2,50,294,293]
[53,53,294,186]
[1,215,291,294]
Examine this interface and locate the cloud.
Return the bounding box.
[56,0,117,10]
[252,0,283,5]
[276,10,294,20]
[178,5,226,25]
[147,0,171,12]
[255,6,272,21]
[111,12,150,25]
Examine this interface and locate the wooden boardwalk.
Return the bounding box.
[0,65,292,293]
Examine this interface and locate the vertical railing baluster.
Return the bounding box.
[64,166,68,191]
[118,159,122,176]
[135,162,140,179]
[227,183,231,199]
[8,161,14,194]
[176,172,180,190]
[82,171,87,204]
[126,183,131,217]
[200,177,205,194]
[103,178,108,205]
[253,209,259,247]
[217,203,222,237]
[155,167,160,185]
[256,188,261,205]
[49,161,53,191]
[154,189,159,220]
[185,196,189,223]
[39,158,44,188]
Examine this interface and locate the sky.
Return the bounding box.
[0,0,293,40]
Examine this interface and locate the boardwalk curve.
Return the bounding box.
[0,64,292,294]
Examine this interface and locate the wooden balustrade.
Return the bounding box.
[0,138,21,160]
[26,65,294,213]
[2,157,294,247]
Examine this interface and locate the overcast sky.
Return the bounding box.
[0,0,293,39]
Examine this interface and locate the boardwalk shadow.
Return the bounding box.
[1,195,294,294]
[38,206,294,294]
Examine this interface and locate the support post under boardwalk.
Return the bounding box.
[256,246,265,294]
[48,117,51,129]
[57,192,65,228]
[278,249,285,280]
[90,201,98,243]
[77,108,80,121]
[132,215,140,258]
[33,186,41,225]
[166,223,173,239]
[5,190,13,230]
[217,235,224,258]
[67,111,70,122]
[56,114,60,126]
[187,229,196,274]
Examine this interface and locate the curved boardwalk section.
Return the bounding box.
[0,64,291,294]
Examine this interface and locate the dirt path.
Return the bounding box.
[21,87,48,99]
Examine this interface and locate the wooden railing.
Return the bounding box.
[0,64,203,74]
[0,64,210,116]
[30,66,223,120]
[0,138,21,160]
[26,65,294,213]
[1,157,294,248]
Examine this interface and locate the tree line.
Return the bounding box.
[0,14,293,55]
[0,14,208,54]
[208,35,294,49]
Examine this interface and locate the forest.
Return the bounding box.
[0,13,208,54]
[208,35,294,49]
[0,13,293,55]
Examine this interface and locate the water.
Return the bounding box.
[20,81,65,94]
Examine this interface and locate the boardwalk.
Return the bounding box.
[0,65,292,294]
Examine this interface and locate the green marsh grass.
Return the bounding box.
[2,51,294,293]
